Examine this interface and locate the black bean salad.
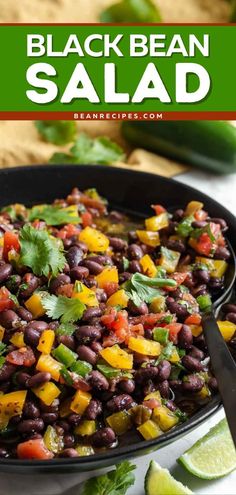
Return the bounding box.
[0,188,234,460]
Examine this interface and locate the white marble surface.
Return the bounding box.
[1,169,236,495]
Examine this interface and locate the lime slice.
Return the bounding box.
[179,418,236,479]
[145,460,193,495]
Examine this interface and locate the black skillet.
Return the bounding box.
[0,164,235,473]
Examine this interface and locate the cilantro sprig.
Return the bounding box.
[125,273,177,306]
[19,225,66,277]
[42,294,85,323]
[35,121,76,145]
[28,204,80,226]
[82,461,136,495]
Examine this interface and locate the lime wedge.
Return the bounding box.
[179,418,236,479]
[145,460,193,495]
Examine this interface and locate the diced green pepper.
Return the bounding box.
[97,363,132,379]
[52,343,77,367]
[176,216,194,238]
[153,327,169,345]
[197,293,212,311]
[70,360,92,377]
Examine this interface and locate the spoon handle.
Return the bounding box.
[202,311,236,447]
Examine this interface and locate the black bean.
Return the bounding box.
[214,246,231,260]
[17,419,44,434]
[0,363,16,382]
[81,259,103,275]
[208,278,224,290]
[188,346,205,361]
[166,221,178,235]
[226,313,236,324]
[60,448,79,458]
[208,377,218,391]
[222,303,236,314]
[85,399,102,420]
[193,334,207,352]
[157,380,170,398]
[70,266,89,281]
[128,231,138,242]
[107,394,134,412]
[75,241,88,253]
[27,372,51,388]
[63,238,72,249]
[16,306,33,322]
[63,434,75,448]
[178,325,193,349]
[109,211,124,223]
[192,220,207,228]
[182,374,204,392]
[0,310,19,329]
[41,412,59,424]
[76,325,101,344]
[109,237,127,251]
[92,427,116,448]
[158,360,171,381]
[182,355,203,372]
[82,307,102,322]
[127,244,143,260]
[24,327,41,347]
[67,414,81,427]
[91,341,103,354]
[0,381,10,393]
[165,400,177,412]
[23,401,40,419]
[119,272,132,284]
[84,277,98,289]
[169,379,182,390]
[48,321,60,331]
[89,255,113,266]
[135,367,159,383]
[39,398,59,413]
[66,246,83,268]
[172,209,184,221]
[0,263,12,283]
[129,260,142,273]
[166,298,189,320]
[211,218,227,231]
[193,269,210,284]
[6,274,22,292]
[194,285,208,297]
[57,420,70,433]
[16,371,31,387]
[76,345,97,365]
[57,335,75,350]
[128,301,148,316]
[27,320,48,331]
[20,274,40,298]
[166,239,186,253]
[89,371,109,391]
[49,274,71,294]
[119,379,135,394]
[0,447,9,458]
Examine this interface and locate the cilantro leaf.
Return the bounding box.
[0,356,5,369]
[176,216,194,238]
[50,133,125,165]
[0,342,7,356]
[19,225,66,277]
[100,0,161,23]
[191,223,216,242]
[125,273,177,305]
[56,322,77,337]
[28,204,80,226]
[42,294,85,323]
[82,461,136,495]
[35,121,76,145]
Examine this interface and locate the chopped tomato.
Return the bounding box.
[102,334,121,347]
[81,211,93,228]
[57,224,80,240]
[143,398,161,409]
[129,323,144,337]
[165,323,182,344]
[210,222,221,239]
[6,347,36,367]
[3,231,20,261]
[185,313,202,325]
[165,272,188,291]
[195,233,213,256]
[138,313,168,329]
[103,282,119,297]
[57,283,74,298]
[0,286,14,312]
[17,438,54,460]
[101,309,129,344]
[151,204,166,215]
[194,210,208,221]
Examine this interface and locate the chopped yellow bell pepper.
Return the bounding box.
[36,354,62,381]
[72,282,99,307]
[59,398,72,418]
[95,266,119,289]
[189,324,203,337]
[144,390,161,402]
[136,230,160,247]
[217,321,236,342]
[10,332,25,348]
[0,237,3,248]
[196,384,211,400]
[152,405,179,431]
[169,348,181,364]
[145,213,169,232]
[25,293,46,318]
[185,201,204,216]
[63,205,80,223]
[140,254,157,278]
[100,344,133,369]
[158,247,181,274]
[196,257,228,279]
[0,325,5,342]
[106,411,132,435]
[128,336,161,357]
[76,445,95,456]
[79,227,109,252]
[137,419,162,440]
[33,382,61,406]
[106,289,129,308]
[74,420,96,436]
[149,296,166,313]
[70,389,91,415]
[37,330,55,354]
[44,425,64,453]
[0,390,27,430]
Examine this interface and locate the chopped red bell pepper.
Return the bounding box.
[103,282,119,297]
[165,323,182,344]
[195,232,213,256]
[185,313,202,325]
[3,231,20,261]
[0,286,14,312]
[17,438,54,460]
[81,211,93,227]
[165,272,188,291]
[151,204,166,215]
[194,209,208,221]
[57,224,80,240]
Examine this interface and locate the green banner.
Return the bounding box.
[0,24,235,116]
